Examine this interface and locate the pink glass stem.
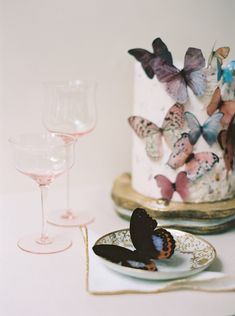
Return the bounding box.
[66,168,71,214]
[63,142,76,219]
[38,185,50,244]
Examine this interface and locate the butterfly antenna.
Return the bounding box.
[212,40,216,51]
[207,40,217,68]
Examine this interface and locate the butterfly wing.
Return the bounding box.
[219,101,235,127]
[184,47,206,72]
[150,57,180,82]
[207,87,222,116]
[152,37,173,66]
[185,152,219,180]
[162,103,185,131]
[150,57,189,103]
[184,112,202,145]
[128,116,160,138]
[202,112,223,146]
[130,208,175,260]
[130,208,157,254]
[154,174,174,201]
[175,171,189,200]
[167,133,193,169]
[218,129,227,150]
[162,103,185,146]
[185,69,207,97]
[151,228,175,259]
[215,47,230,64]
[128,116,163,159]
[219,115,235,172]
[183,48,206,96]
[208,47,230,67]
[221,60,235,83]
[128,48,155,79]
[165,76,188,104]
[145,133,163,160]
[92,244,157,271]
[93,244,135,264]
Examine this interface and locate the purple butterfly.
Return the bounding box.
[150,46,207,104]
[128,37,173,79]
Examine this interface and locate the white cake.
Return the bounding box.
[130,62,235,203]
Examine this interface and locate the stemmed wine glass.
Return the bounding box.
[9,133,75,254]
[43,80,96,227]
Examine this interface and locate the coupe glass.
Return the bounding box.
[43,80,96,227]
[9,133,75,254]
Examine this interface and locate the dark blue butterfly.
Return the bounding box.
[184,112,223,146]
[93,208,175,271]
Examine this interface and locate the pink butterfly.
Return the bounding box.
[150,47,206,104]
[167,133,219,180]
[154,171,189,201]
[128,103,184,160]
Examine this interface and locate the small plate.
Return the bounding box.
[94,228,216,280]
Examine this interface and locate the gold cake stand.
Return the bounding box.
[111,173,235,234]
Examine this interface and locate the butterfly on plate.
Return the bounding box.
[154,171,189,201]
[128,37,173,79]
[167,133,219,180]
[207,45,230,80]
[149,45,206,104]
[207,86,235,127]
[128,103,184,160]
[93,208,175,271]
[218,114,235,173]
[184,111,223,146]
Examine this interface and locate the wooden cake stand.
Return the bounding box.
[111,173,235,234]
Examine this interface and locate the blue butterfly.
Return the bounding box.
[221,60,235,84]
[184,112,223,146]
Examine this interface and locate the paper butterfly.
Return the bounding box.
[93,208,175,271]
[184,111,223,146]
[221,60,235,84]
[218,114,235,173]
[207,45,230,80]
[167,133,219,180]
[150,45,206,104]
[128,37,173,79]
[207,87,235,127]
[154,171,189,201]
[128,103,184,160]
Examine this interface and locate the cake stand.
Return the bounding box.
[111,173,235,234]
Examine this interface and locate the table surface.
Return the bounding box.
[1,186,235,316]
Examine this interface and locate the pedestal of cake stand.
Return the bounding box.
[111,173,235,234]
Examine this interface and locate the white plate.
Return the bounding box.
[94,228,216,280]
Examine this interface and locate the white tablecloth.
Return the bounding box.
[1,186,235,316]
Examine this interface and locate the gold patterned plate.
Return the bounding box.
[94,228,216,281]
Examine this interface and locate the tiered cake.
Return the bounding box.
[111,38,235,233]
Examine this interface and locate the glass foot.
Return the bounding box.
[17,233,72,254]
[47,210,94,227]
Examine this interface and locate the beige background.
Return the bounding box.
[1,0,235,194]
